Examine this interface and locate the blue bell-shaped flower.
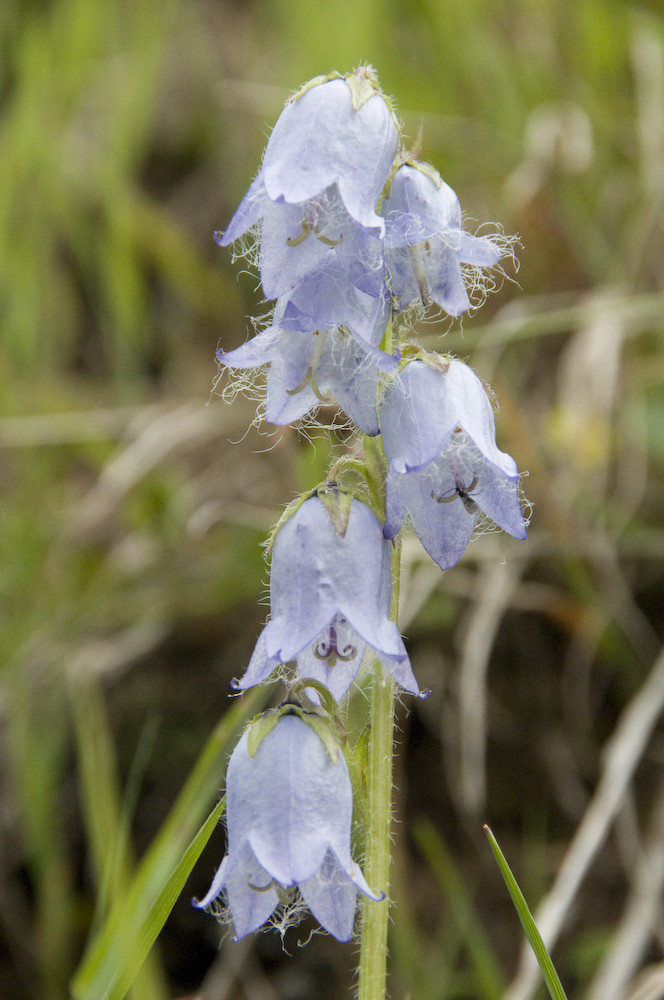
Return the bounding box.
[194,710,383,941]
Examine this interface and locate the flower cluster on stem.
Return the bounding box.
[195,65,528,996]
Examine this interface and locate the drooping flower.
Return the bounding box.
[217,261,396,433]
[233,492,422,701]
[380,358,527,570]
[193,709,383,941]
[382,162,502,315]
[216,69,399,299]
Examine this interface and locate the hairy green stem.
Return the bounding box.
[357,669,395,1000]
[357,536,401,1000]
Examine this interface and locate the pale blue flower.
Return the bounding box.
[193,711,383,941]
[217,266,396,434]
[382,163,502,315]
[242,184,389,300]
[233,494,422,700]
[380,358,527,570]
[216,71,398,299]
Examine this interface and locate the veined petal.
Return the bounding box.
[458,230,502,267]
[424,244,472,316]
[279,261,391,347]
[265,497,365,660]
[216,172,267,247]
[316,329,396,436]
[193,841,279,941]
[389,463,477,571]
[382,163,501,314]
[450,439,526,539]
[217,325,281,369]
[193,854,233,911]
[221,844,279,941]
[298,851,359,942]
[263,502,343,661]
[262,78,397,232]
[381,361,459,472]
[445,362,519,475]
[231,632,280,691]
[385,435,527,571]
[263,332,320,425]
[382,652,425,696]
[382,164,462,242]
[299,848,383,942]
[323,502,409,661]
[259,198,332,299]
[264,497,411,667]
[241,716,353,885]
[383,466,409,540]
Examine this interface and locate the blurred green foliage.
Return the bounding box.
[1,0,664,998]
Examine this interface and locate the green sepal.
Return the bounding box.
[361,436,387,516]
[289,71,341,104]
[303,711,342,764]
[265,480,369,557]
[398,344,452,374]
[316,481,353,537]
[246,708,282,758]
[345,68,381,111]
[289,66,380,111]
[246,704,341,764]
[346,724,371,819]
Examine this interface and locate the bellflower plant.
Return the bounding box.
[195,64,527,1000]
[216,69,399,299]
[194,709,383,942]
[380,357,527,570]
[382,162,503,314]
[233,492,421,701]
[217,260,396,432]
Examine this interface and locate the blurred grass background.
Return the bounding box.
[2,0,664,998]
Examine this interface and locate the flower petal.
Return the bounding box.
[241,715,352,885]
[231,632,279,692]
[222,845,279,941]
[193,842,279,941]
[259,197,335,299]
[381,163,501,314]
[381,361,458,472]
[262,78,397,232]
[216,172,267,247]
[299,848,384,942]
[217,325,281,369]
[383,164,462,243]
[315,330,396,436]
[278,260,390,347]
[387,464,476,571]
[298,850,359,942]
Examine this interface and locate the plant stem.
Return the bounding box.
[357,536,401,1000]
[357,668,395,1000]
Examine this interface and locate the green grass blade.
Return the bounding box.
[70,672,167,1000]
[75,795,224,1000]
[483,826,568,1000]
[71,686,266,1000]
[414,819,506,1000]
